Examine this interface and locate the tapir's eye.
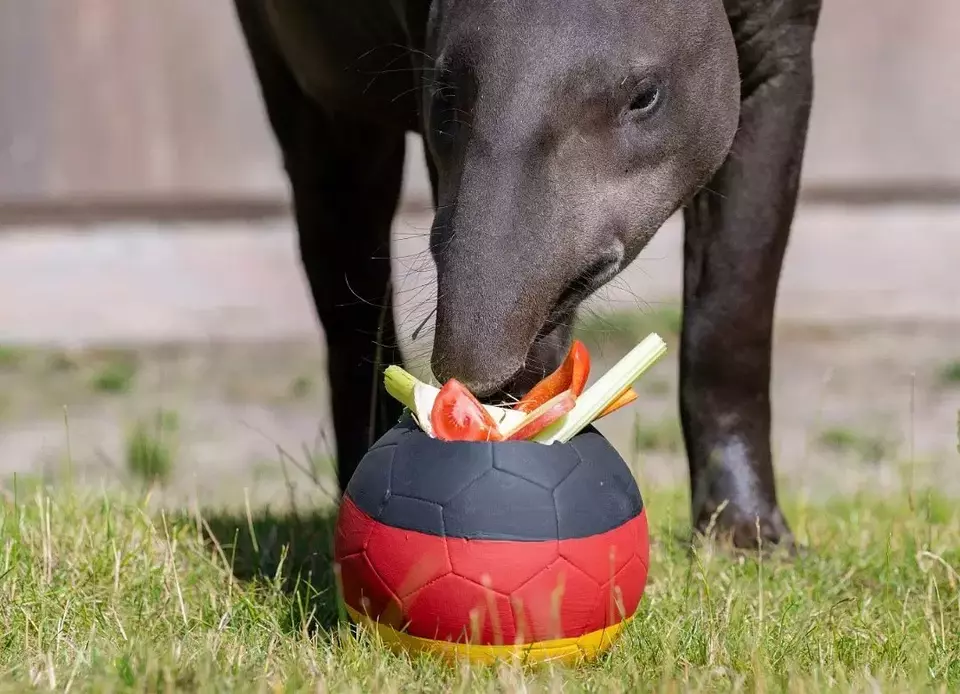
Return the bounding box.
[629,84,661,116]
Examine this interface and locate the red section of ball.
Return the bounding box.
[334,494,373,557]
[335,497,649,643]
[509,556,601,642]
[336,552,405,629]
[598,554,648,626]
[404,573,517,644]
[636,506,650,571]
[446,536,560,594]
[366,519,453,599]
[558,511,637,585]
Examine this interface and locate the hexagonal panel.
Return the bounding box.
[568,431,642,508]
[553,448,641,539]
[365,514,452,599]
[389,436,493,505]
[402,573,517,644]
[446,536,559,595]
[333,496,375,559]
[379,493,446,537]
[635,510,650,571]
[369,416,419,450]
[491,443,581,491]
[344,444,394,518]
[337,552,403,628]
[443,468,558,540]
[597,554,648,626]
[510,557,602,642]
[558,518,636,586]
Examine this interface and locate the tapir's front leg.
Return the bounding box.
[680,0,822,549]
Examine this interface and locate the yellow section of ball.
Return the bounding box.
[344,604,631,666]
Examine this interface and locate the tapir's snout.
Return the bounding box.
[428,165,593,398]
[430,265,531,398]
[430,261,619,399]
[428,165,630,399]
[431,345,525,400]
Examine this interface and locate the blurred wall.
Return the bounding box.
[0,0,957,204]
[0,0,282,200]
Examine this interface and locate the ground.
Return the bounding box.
[0,204,959,690]
[0,486,957,691]
[1,205,959,506]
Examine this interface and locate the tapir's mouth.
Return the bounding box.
[450,248,624,405]
[477,308,578,406]
[479,364,547,406]
[475,254,622,405]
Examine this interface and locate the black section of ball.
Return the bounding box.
[344,414,643,542]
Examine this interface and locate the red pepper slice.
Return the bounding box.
[430,379,504,442]
[504,390,577,441]
[514,340,591,414]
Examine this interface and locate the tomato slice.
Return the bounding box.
[595,387,638,420]
[514,340,591,413]
[430,379,504,442]
[504,390,577,441]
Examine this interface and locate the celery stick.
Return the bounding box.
[384,365,423,411]
[531,334,667,444]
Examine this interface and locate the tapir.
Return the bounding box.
[233,0,822,549]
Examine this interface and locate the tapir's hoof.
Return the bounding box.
[693,502,797,557]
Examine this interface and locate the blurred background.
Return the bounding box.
[0,0,957,509]
[3,1,958,207]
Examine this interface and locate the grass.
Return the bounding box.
[0,345,25,370]
[633,416,685,454]
[575,306,682,352]
[124,409,179,487]
[90,358,138,394]
[816,425,899,465]
[0,483,957,692]
[937,360,960,386]
[289,375,314,399]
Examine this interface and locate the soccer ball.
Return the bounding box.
[334,415,649,665]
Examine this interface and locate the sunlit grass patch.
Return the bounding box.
[0,484,956,691]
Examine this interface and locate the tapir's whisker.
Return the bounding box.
[411,307,438,341]
[360,65,441,76]
[341,275,390,310]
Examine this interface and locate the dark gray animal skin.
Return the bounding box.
[234,0,823,550]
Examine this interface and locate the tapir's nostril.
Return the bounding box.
[550,248,624,320]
